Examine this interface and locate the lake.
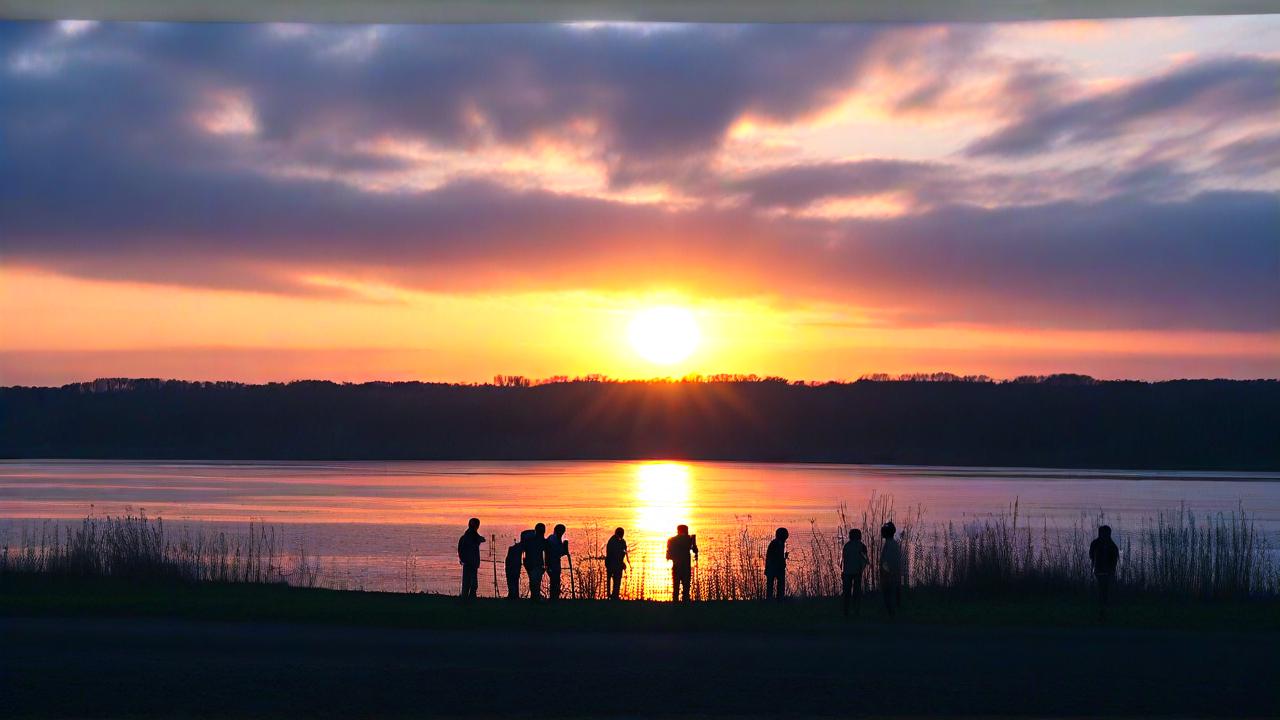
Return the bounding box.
[3,460,1278,597]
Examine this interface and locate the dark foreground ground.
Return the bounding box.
[3,578,1278,718]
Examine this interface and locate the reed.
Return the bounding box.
[1,514,320,587]
[4,497,1275,600]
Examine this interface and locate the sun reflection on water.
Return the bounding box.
[631,461,697,599]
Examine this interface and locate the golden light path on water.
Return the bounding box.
[631,462,697,598]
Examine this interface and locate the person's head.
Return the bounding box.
[775,527,789,541]
[881,522,896,540]
[534,522,546,536]
[849,528,861,542]
[677,524,689,536]
[554,523,566,536]
[468,517,480,530]
[614,527,625,538]
[1098,525,1112,539]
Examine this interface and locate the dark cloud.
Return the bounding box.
[1212,132,1280,178]
[2,21,1277,334]
[967,56,1280,157]
[2,22,912,186]
[730,157,1195,210]
[5,128,1275,331]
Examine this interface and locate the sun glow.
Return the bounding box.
[627,306,701,365]
[632,461,697,599]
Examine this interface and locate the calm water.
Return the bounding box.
[3,460,1278,596]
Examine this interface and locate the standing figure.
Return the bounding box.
[521,523,547,601]
[1089,525,1120,620]
[605,527,628,600]
[666,524,699,602]
[842,528,869,616]
[765,527,789,600]
[545,524,570,601]
[457,517,485,600]
[879,521,902,615]
[504,537,523,600]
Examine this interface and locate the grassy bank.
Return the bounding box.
[3,573,1277,633]
[7,498,1277,601]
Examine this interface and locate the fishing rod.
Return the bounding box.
[567,550,577,599]
[490,533,498,598]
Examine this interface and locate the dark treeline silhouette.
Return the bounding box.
[2,376,1277,469]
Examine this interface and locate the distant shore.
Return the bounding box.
[4,377,1279,469]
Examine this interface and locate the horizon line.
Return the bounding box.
[6,372,1279,391]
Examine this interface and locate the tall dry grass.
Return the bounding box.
[1,514,320,586]
[5,499,1276,600]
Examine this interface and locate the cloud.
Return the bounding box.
[2,21,1278,335]
[967,56,1280,157]
[3,22,924,187]
[1212,132,1280,178]
[6,137,1276,332]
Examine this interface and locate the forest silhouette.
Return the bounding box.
[1,375,1276,469]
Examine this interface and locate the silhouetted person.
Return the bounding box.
[545,523,569,600]
[457,517,485,600]
[842,528,869,616]
[1090,524,1120,620]
[667,524,699,602]
[765,527,789,600]
[521,522,547,601]
[879,522,902,615]
[505,537,523,599]
[605,527,628,600]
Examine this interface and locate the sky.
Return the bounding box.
[1,16,1278,385]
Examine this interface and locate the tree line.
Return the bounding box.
[1,377,1276,469]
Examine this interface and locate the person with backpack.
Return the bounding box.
[765,527,789,600]
[842,528,869,616]
[545,523,570,600]
[457,517,485,601]
[521,523,547,601]
[1089,525,1120,620]
[605,527,628,600]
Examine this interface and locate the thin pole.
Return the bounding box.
[567,551,577,599]
[490,533,498,598]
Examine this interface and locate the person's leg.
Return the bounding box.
[852,574,862,615]
[1097,573,1111,619]
[463,564,478,599]
[507,574,519,599]
[528,567,543,601]
[842,573,852,616]
[679,570,691,602]
[609,570,621,599]
[547,570,559,601]
[778,573,786,600]
[881,574,894,615]
[765,574,775,600]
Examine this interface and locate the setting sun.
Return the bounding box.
[627,306,701,365]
